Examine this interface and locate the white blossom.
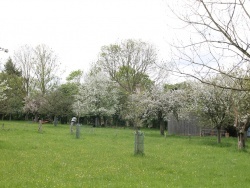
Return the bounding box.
[74,71,119,117]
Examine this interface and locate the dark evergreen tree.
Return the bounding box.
[4,58,22,76]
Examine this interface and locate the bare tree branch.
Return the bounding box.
[165,0,250,90]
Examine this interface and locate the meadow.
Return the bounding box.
[0,121,250,188]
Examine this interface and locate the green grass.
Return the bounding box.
[1,121,250,187]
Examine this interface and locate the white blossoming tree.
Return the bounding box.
[124,84,191,135]
[191,81,234,143]
[74,71,119,127]
[23,93,45,122]
[0,81,9,102]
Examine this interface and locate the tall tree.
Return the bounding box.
[14,45,34,97]
[33,44,60,95]
[98,39,157,94]
[4,58,22,76]
[15,44,61,120]
[0,73,25,120]
[40,87,75,126]
[0,59,25,120]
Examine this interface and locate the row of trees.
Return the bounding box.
[0,40,249,128]
[0,44,76,123]
[1,0,250,151]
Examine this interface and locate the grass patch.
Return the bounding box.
[1,121,250,187]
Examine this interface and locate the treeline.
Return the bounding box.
[1,40,250,150]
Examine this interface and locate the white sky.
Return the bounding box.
[0,0,181,82]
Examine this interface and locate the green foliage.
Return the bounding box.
[0,73,25,119]
[59,82,79,97]
[66,70,83,83]
[4,57,22,76]
[99,39,156,94]
[1,121,250,187]
[40,88,73,118]
[115,65,154,93]
[164,82,190,91]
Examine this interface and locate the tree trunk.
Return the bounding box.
[103,116,108,127]
[95,116,101,127]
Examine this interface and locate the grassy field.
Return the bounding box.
[0,121,250,188]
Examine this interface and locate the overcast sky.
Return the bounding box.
[0,0,180,81]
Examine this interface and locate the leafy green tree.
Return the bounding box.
[114,66,154,126]
[115,65,154,93]
[0,74,25,120]
[40,83,78,125]
[98,39,157,94]
[0,58,25,120]
[4,58,22,76]
[98,39,157,128]
[66,69,83,84]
